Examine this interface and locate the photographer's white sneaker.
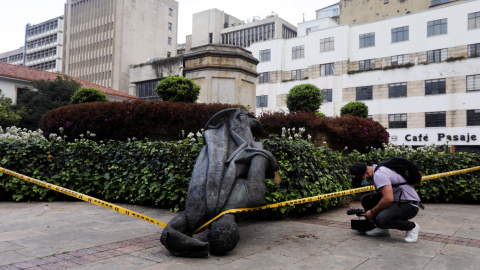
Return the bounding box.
[404,222,420,243]
[365,227,390,236]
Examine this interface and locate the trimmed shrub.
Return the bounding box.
[340,101,369,118]
[258,111,389,153]
[286,84,323,112]
[70,88,109,104]
[154,76,200,103]
[1,134,478,219]
[40,101,243,142]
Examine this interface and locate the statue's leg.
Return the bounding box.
[208,214,239,255]
[244,155,269,206]
[160,213,209,257]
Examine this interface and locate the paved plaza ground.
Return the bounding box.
[1,201,479,269]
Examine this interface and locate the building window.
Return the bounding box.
[167,51,171,58]
[391,54,410,65]
[168,37,172,45]
[467,74,480,91]
[425,79,446,95]
[467,109,480,126]
[168,8,173,16]
[468,43,480,57]
[168,22,172,30]
[292,45,304,59]
[359,59,376,71]
[356,86,373,100]
[259,72,270,84]
[431,0,452,6]
[389,83,407,98]
[291,69,305,80]
[256,95,268,107]
[425,111,446,127]
[427,48,447,62]
[320,37,334,52]
[389,114,407,128]
[137,80,161,101]
[391,26,409,42]
[359,32,375,48]
[427,18,447,36]
[321,89,332,102]
[259,49,271,62]
[468,12,480,29]
[320,63,334,76]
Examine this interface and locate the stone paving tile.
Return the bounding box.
[23,259,50,266]
[67,257,90,266]
[10,261,37,269]
[297,218,480,248]
[0,266,21,270]
[53,254,76,261]
[3,213,479,270]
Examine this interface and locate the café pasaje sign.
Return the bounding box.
[405,133,477,142]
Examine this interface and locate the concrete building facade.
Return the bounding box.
[0,48,24,66]
[186,9,297,50]
[24,16,64,72]
[247,0,480,151]
[339,0,468,26]
[0,16,64,73]
[63,0,179,94]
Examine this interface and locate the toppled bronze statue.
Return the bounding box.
[160,108,278,257]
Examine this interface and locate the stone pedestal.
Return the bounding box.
[183,44,259,112]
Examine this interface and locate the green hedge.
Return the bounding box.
[0,133,353,216]
[1,134,479,220]
[348,144,480,203]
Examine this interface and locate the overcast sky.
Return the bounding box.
[0,0,338,53]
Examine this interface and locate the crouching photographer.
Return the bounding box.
[348,158,424,243]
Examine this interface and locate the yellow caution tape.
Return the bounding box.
[193,165,480,233]
[1,165,479,233]
[0,167,167,227]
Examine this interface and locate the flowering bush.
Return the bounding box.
[0,126,46,141]
[1,126,478,218]
[258,111,389,153]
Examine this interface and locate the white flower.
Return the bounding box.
[196,131,203,138]
[307,134,312,141]
[187,132,195,139]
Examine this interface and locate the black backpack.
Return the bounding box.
[374,157,422,187]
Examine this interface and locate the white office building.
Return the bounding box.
[0,16,64,72]
[246,0,480,152]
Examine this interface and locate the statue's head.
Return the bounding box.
[205,108,264,141]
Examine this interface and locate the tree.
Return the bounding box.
[70,88,109,104]
[0,89,26,128]
[340,101,369,118]
[154,76,200,103]
[286,84,323,112]
[14,76,81,130]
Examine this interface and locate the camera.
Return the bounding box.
[346,208,365,216]
[346,208,375,232]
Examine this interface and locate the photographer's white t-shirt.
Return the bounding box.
[372,165,421,203]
